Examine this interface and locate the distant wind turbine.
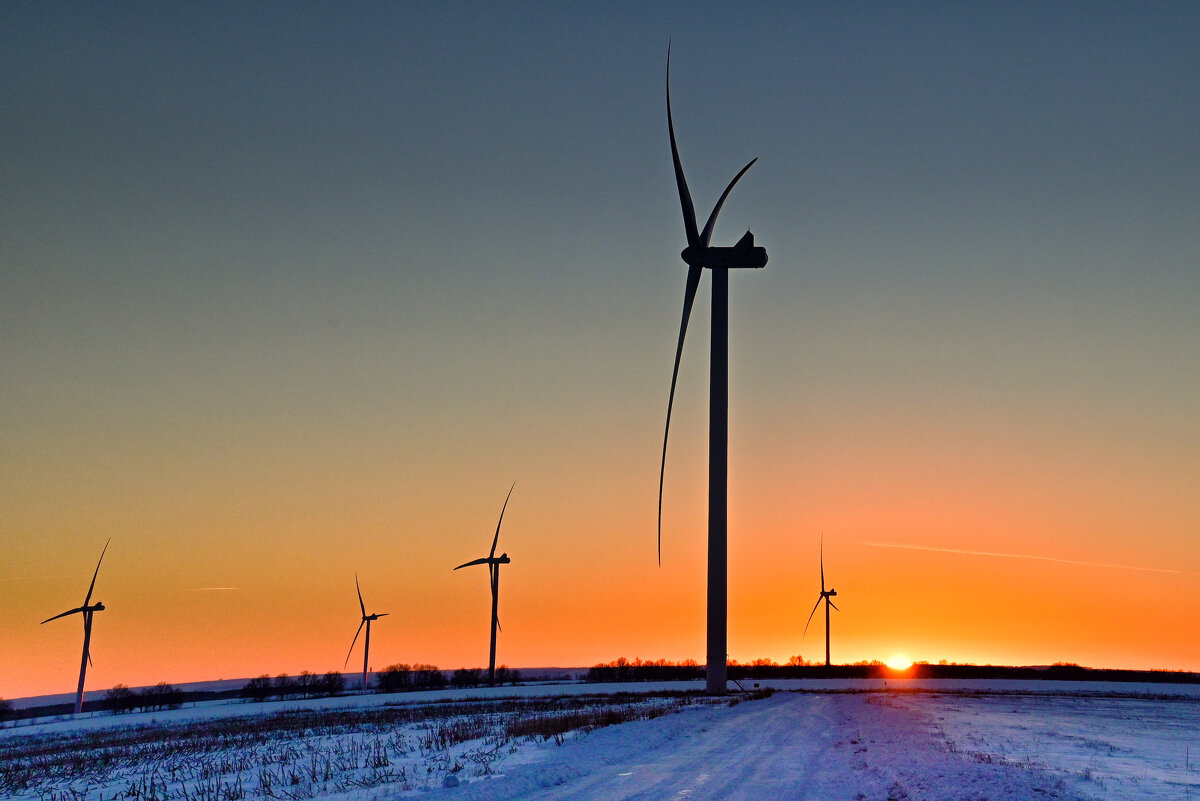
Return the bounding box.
[658,44,768,693]
[455,483,514,685]
[803,536,839,667]
[344,574,387,691]
[42,538,110,714]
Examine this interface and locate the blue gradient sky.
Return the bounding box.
[3,3,1198,697]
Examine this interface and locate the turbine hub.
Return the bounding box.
[680,245,703,267]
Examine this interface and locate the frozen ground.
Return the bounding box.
[3,681,1198,800]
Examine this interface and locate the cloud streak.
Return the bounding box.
[862,541,1183,576]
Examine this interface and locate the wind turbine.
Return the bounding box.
[454,483,514,685]
[344,574,387,691]
[657,45,768,693]
[42,538,110,715]
[803,536,839,667]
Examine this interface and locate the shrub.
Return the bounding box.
[452,667,481,688]
[296,670,317,698]
[412,664,446,691]
[242,674,273,702]
[105,684,136,714]
[376,663,412,692]
[272,673,296,701]
[139,682,182,711]
[318,671,345,697]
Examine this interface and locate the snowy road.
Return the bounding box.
[532,692,851,800]
[452,691,1098,801]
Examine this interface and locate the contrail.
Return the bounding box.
[862,541,1183,575]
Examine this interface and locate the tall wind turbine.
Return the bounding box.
[42,538,110,715]
[803,536,839,667]
[658,45,768,693]
[454,483,514,685]
[344,574,387,691]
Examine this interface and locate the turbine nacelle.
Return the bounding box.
[681,231,768,270]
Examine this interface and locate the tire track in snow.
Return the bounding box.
[447,691,1101,800]
[486,693,886,801]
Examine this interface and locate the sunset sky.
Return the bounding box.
[3,3,1198,700]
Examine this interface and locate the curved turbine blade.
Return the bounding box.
[828,599,840,612]
[455,557,489,570]
[344,620,366,668]
[83,538,111,607]
[658,264,703,564]
[42,606,84,625]
[490,483,515,559]
[699,158,757,247]
[376,612,389,618]
[820,535,825,593]
[355,573,367,619]
[667,43,699,248]
[802,595,823,636]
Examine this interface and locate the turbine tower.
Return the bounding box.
[455,483,514,685]
[803,536,839,667]
[42,539,110,715]
[657,45,768,693]
[344,573,387,691]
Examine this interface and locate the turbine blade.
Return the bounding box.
[355,573,366,619]
[495,614,502,634]
[820,534,825,593]
[455,557,490,570]
[490,483,515,559]
[828,599,840,612]
[667,43,700,247]
[344,620,366,668]
[41,607,84,624]
[658,264,703,564]
[83,538,111,607]
[802,595,822,636]
[699,158,757,247]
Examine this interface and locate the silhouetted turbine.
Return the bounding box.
[42,538,110,715]
[454,483,514,685]
[344,573,387,691]
[803,536,839,667]
[658,44,768,694]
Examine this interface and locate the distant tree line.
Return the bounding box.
[448,665,522,688]
[375,663,446,692]
[104,682,184,714]
[240,671,345,702]
[586,657,705,683]
[586,655,845,682]
[586,658,1200,684]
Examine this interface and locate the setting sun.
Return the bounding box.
[886,655,913,671]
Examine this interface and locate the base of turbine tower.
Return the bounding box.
[705,665,727,694]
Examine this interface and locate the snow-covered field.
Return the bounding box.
[3,680,1198,800]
